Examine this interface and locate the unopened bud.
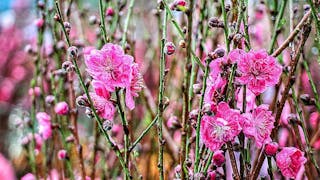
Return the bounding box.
[103,120,113,131]
[62,61,74,72]
[208,17,224,28]
[68,46,78,58]
[179,40,186,48]
[164,42,176,55]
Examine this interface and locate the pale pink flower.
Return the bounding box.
[125,63,143,110]
[54,102,69,115]
[200,102,243,151]
[36,112,52,140]
[242,104,274,148]
[276,147,307,178]
[21,173,36,180]
[0,153,15,180]
[84,43,133,91]
[90,93,115,120]
[237,50,282,95]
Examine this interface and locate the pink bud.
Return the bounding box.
[175,0,187,6]
[208,171,216,180]
[106,7,114,16]
[58,149,67,160]
[45,95,55,105]
[265,142,279,156]
[54,102,69,115]
[174,165,181,173]
[164,42,176,55]
[34,18,44,28]
[212,150,225,167]
[28,87,41,97]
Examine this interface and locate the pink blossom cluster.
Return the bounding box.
[84,43,143,120]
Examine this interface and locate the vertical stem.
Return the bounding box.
[227,142,240,180]
[180,0,195,179]
[268,0,288,54]
[194,58,211,173]
[267,157,274,180]
[221,0,230,52]
[99,0,107,43]
[157,6,167,180]
[121,0,136,48]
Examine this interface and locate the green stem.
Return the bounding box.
[268,0,288,54]
[157,7,167,180]
[121,0,136,48]
[194,58,211,173]
[221,0,230,52]
[99,0,107,43]
[267,157,274,180]
[303,60,320,111]
[128,116,158,152]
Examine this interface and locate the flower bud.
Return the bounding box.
[288,114,300,125]
[85,108,94,119]
[58,149,67,160]
[300,94,315,106]
[34,18,44,29]
[193,83,202,94]
[103,120,113,131]
[164,42,176,55]
[54,102,69,115]
[212,150,225,167]
[189,109,199,120]
[28,87,41,97]
[68,46,78,58]
[167,116,182,129]
[45,95,55,105]
[208,48,225,60]
[106,7,114,17]
[265,142,279,156]
[76,95,89,107]
[179,40,186,48]
[171,0,187,11]
[54,13,60,21]
[88,15,97,25]
[174,165,181,173]
[37,1,45,9]
[63,22,71,34]
[208,17,224,28]
[56,41,66,50]
[62,61,74,72]
[66,135,75,143]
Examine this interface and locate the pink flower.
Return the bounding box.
[265,142,279,156]
[92,80,111,99]
[58,149,67,160]
[212,150,225,167]
[204,57,227,105]
[228,49,246,64]
[36,112,52,140]
[237,49,282,95]
[106,7,114,16]
[90,93,115,120]
[125,63,143,110]
[34,18,44,28]
[200,102,243,151]
[0,153,15,180]
[242,104,274,148]
[54,102,69,115]
[84,43,133,92]
[276,147,307,178]
[21,173,36,180]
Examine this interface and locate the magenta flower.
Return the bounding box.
[54,102,69,115]
[84,43,133,92]
[200,102,243,151]
[237,49,282,95]
[125,63,143,110]
[212,150,225,167]
[92,80,111,99]
[242,104,274,148]
[204,57,227,105]
[90,93,115,120]
[36,112,52,140]
[265,142,279,156]
[276,147,307,178]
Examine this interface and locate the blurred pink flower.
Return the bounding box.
[200,102,243,151]
[228,49,246,63]
[90,93,115,120]
[54,102,69,115]
[309,112,319,129]
[21,173,35,180]
[36,112,52,140]
[84,43,133,91]
[276,147,307,178]
[0,153,15,180]
[237,50,282,95]
[242,104,274,148]
[265,142,279,156]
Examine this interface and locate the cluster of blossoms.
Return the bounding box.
[200,49,307,178]
[84,43,143,120]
